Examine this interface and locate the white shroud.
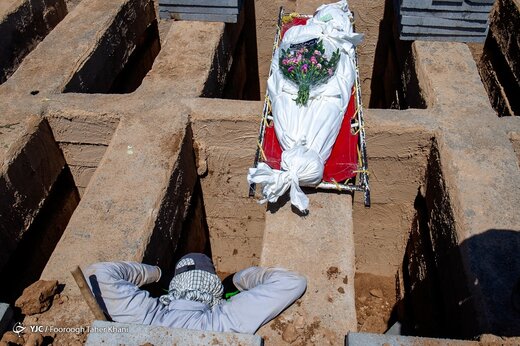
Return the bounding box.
[248,1,363,212]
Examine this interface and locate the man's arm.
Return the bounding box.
[84,262,163,324]
[214,266,307,334]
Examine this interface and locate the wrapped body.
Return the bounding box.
[248,0,363,211]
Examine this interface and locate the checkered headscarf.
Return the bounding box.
[159,256,224,308]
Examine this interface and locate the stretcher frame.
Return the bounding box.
[248,7,371,207]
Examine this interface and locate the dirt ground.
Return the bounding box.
[355,272,397,334]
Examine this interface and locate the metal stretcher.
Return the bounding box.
[249,8,370,207]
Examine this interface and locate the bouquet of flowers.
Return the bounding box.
[279,40,341,107]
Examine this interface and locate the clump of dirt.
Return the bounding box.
[268,312,326,345]
[355,272,397,333]
[479,334,520,345]
[326,266,339,280]
[15,280,58,315]
[282,324,298,343]
[0,331,44,346]
[0,332,23,345]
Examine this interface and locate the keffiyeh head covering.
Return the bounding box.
[160,253,224,308]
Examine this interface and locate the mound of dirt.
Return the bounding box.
[355,273,396,333]
[0,331,43,346]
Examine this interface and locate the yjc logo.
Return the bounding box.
[12,322,26,337]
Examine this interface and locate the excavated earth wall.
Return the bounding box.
[0,0,67,84]
[0,117,65,272]
[187,98,265,274]
[478,0,519,117]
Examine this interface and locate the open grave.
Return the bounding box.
[0,0,519,344]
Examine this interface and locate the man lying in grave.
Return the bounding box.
[85,253,307,334]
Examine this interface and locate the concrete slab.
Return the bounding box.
[0,0,16,14]
[160,0,240,5]
[399,8,489,20]
[85,321,263,346]
[400,24,487,36]
[401,15,488,29]
[469,0,496,3]
[259,192,356,345]
[159,5,240,14]
[401,0,493,12]
[431,0,463,3]
[0,303,13,335]
[400,33,487,42]
[346,332,479,346]
[160,11,238,23]
[69,165,97,192]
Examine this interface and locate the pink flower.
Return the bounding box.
[301,64,308,73]
[314,50,321,56]
[288,66,295,73]
[310,56,318,65]
[297,54,302,62]
[316,63,322,69]
[328,68,333,76]
[282,59,289,65]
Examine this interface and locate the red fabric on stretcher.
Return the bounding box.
[261,17,359,183]
[281,17,309,37]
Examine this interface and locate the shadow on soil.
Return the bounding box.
[392,228,520,339]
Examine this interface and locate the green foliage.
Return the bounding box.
[279,40,340,107]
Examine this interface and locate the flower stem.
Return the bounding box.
[296,83,310,106]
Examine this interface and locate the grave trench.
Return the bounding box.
[0,115,119,305]
[473,0,519,117]
[361,0,429,110]
[61,4,161,94]
[0,0,494,343]
[352,130,431,335]
[178,125,465,341]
